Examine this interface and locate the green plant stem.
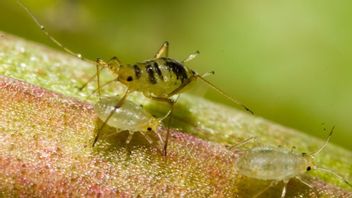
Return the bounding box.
[0,31,351,197]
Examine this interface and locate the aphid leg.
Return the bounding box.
[194,74,254,114]
[142,133,154,145]
[87,57,121,98]
[154,41,169,58]
[280,180,289,198]
[166,77,196,96]
[102,129,124,139]
[152,130,165,146]
[182,51,200,63]
[96,59,103,98]
[230,137,256,150]
[164,102,175,156]
[295,177,312,189]
[88,78,118,97]
[79,56,120,92]
[78,67,104,91]
[149,97,176,156]
[253,181,276,198]
[92,89,130,147]
[143,132,164,155]
[126,131,134,144]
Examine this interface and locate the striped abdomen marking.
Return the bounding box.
[134,58,192,86]
[144,60,166,84]
[133,64,141,79]
[153,62,163,79]
[163,58,188,83]
[146,64,157,84]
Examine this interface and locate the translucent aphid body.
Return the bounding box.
[236,147,312,181]
[234,127,351,198]
[94,96,164,146]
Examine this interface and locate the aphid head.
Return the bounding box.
[139,118,160,133]
[301,152,316,173]
[302,126,335,173]
[117,64,137,85]
[149,119,160,133]
[301,126,352,188]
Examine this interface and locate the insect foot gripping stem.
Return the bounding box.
[234,126,351,197]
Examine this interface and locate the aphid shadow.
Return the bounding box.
[92,119,161,154]
[236,177,313,198]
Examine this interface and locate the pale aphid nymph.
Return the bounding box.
[94,96,165,149]
[234,127,351,198]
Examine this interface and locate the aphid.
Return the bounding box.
[234,127,351,198]
[92,42,254,155]
[18,1,253,155]
[94,96,165,150]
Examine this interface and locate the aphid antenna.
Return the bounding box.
[17,0,105,93]
[17,0,93,63]
[195,74,254,114]
[308,126,351,188]
[310,126,335,156]
[314,166,352,188]
[230,136,256,150]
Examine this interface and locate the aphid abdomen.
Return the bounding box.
[94,96,154,132]
[118,58,195,98]
[235,148,307,181]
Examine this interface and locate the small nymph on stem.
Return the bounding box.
[233,126,351,197]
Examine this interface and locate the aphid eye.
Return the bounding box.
[127,76,133,81]
[306,166,311,171]
[147,127,152,131]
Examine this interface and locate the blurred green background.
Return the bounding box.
[0,0,351,150]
